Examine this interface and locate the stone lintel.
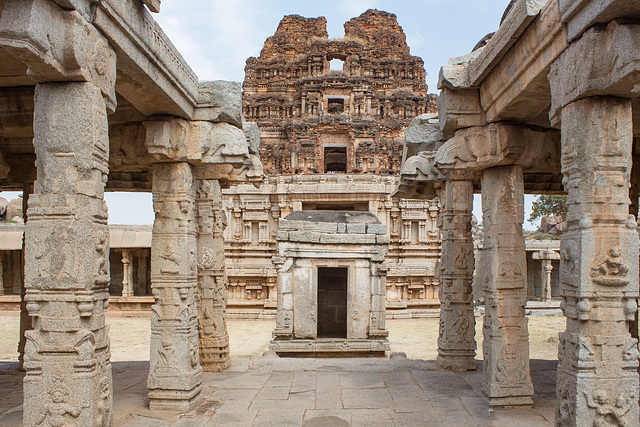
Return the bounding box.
[558,0,640,42]
[0,0,117,111]
[470,0,547,85]
[93,0,198,118]
[480,0,567,125]
[549,20,640,125]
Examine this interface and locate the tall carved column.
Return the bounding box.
[23,82,113,426]
[148,162,202,410]
[436,177,476,370]
[480,165,533,406]
[195,179,230,371]
[556,97,639,426]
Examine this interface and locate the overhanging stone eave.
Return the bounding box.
[559,0,640,42]
[469,0,549,87]
[477,0,567,124]
[93,0,199,118]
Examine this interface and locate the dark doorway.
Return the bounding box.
[324,147,347,172]
[317,267,348,338]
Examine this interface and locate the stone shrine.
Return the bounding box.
[270,210,390,357]
[223,10,441,318]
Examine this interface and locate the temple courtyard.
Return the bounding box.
[0,312,563,425]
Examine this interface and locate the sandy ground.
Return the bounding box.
[0,311,564,362]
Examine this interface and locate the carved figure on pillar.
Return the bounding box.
[147,162,202,411]
[481,165,533,406]
[555,97,639,427]
[195,179,230,371]
[436,177,477,371]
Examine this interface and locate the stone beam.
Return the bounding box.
[470,0,548,86]
[0,0,117,111]
[558,0,640,42]
[478,0,567,125]
[556,96,639,426]
[549,20,640,125]
[93,0,198,117]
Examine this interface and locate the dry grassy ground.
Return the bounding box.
[0,311,565,362]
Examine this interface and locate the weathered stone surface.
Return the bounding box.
[147,162,202,411]
[556,97,639,427]
[193,81,242,128]
[549,20,640,124]
[145,119,249,166]
[23,82,113,427]
[558,0,640,42]
[244,10,436,176]
[436,179,476,371]
[480,165,533,406]
[242,121,260,155]
[469,0,548,85]
[195,179,230,371]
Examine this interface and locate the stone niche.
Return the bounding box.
[270,210,390,357]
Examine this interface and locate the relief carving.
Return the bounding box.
[37,376,88,427]
[590,246,629,286]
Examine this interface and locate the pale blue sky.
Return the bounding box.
[3,0,543,229]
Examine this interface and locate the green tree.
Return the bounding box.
[528,195,568,223]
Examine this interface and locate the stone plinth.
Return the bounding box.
[270,211,389,357]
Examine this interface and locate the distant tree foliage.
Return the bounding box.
[528,195,568,223]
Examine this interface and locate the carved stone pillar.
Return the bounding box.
[436,178,476,371]
[121,250,134,298]
[23,82,113,427]
[542,260,553,302]
[480,165,533,406]
[195,179,230,371]
[556,97,639,426]
[148,162,202,411]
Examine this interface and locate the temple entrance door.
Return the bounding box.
[317,267,348,338]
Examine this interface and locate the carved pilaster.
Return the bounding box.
[148,162,202,411]
[556,97,639,427]
[436,179,476,371]
[481,165,533,406]
[23,82,112,427]
[195,179,230,371]
[121,250,134,298]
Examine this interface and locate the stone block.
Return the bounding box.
[558,0,640,42]
[346,223,366,234]
[366,224,386,235]
[276,230,289,241]
[337,223,346,233]
[193,81,242,128]
[288,231,321,243]
[376,235,390,245]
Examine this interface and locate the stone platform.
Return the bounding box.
[0,357,558,426]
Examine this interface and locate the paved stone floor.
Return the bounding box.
[0,357,557,426]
